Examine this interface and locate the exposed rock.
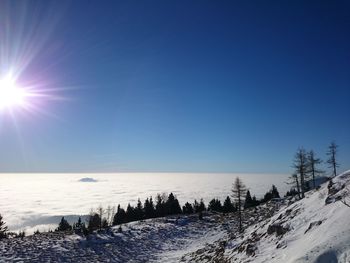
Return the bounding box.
[267,223,289,236]
[304,220,323,234]
[325,194,342,204]
[285,209,292,215]
[245,243,256,256]
[276,241,287,249]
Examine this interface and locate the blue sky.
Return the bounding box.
[0,0,349,173]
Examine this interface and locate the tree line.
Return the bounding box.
[0,141,341,238]
[65,180,280,234]
[0,179,283,238]
[287,141,340,199]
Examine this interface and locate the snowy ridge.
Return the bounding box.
[222,170,350,262]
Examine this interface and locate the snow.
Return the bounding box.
[1,171,349,262]
[0,214,233,262]
[222,170,350,263]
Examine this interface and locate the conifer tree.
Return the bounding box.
[88,213,101,233]
[166,193,182,215]
[307,150,323,188]
[262,185,280,202]
[135,199,144,220]
[113,205,127,225]
[193,199,200,213]
[208,198,222,212]
[144,197,156,219]
[193,199,206,213]
[73,217,86,234]
[287,173,301,198]
[293,148,308,198]
[102,218,109,228]
[155,194,166,217]
[252,195,259,206]
[271,185,280,198]
[232,177,246,232]
[199,199,206,212]
[327,141,339,177]
[0,214,8,239]
[223,196,235,213]
[182,202,194,214]
[126,203,136,222]
[244,190,253,209]
[56,217,72,232]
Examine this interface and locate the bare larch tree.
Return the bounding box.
[293,148,308,198]
[231,176,246,232]
[287,173,301,198]
[307,150,323,189]
[327,141,339,177]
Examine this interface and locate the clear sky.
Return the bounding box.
[0,0,349,174]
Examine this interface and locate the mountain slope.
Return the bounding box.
[222,170,350,263]
[1,171,349,262]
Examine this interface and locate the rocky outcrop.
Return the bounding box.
[267,223,289,236]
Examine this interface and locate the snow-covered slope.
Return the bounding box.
[0,214,235,262]
[223,170,350,263]
[1,171,349,262]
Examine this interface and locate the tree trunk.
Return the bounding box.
[238,191,242,232]
[300,171,305,198]
[295,176,301,199]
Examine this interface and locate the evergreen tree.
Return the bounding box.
[73,217,86,234]
[262,185,280,203]
[263,191,273,202]
[223,196,235,213]
[232,177,246,232]
[102,218,109,228]
[155,194,166,217]
[285,188,299,197]
[307,150,323,189]
[252,195,259,206]
[199,199,206,212]
[88,213,101,233]
[182,202,194,214]
[193,199,200,213]
[0,214,8,239]
[243,190,253,209]
[113,205,127,225]
[193,199,206,213]
[144,197,156,219]
[126,203,137,222]
[135,199,144,220]
[271,185,280,198]
[208,198,222,212]
[165,193,182,215]
[56,217,72,232]
[327,141,339,177]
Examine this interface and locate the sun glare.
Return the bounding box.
[0,75,29,110]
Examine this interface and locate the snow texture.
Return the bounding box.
[1,171,350,262]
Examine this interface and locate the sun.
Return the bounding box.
[0,74,30,110]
